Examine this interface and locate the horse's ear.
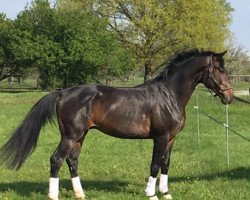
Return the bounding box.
[218,50,227,57]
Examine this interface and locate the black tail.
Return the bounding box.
[0,91,62,170]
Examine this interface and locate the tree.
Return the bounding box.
[14,0,134,89]
[0,13,35,82]
[225,44,249,75]
[14,0,62,89]
[54,9,134,87]
[0,13,12,82]
[63,0,233,81]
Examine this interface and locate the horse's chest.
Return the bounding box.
[152,105,185,135]
[167,114,185,134]
[175,114,186,133]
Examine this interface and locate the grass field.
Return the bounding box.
[0,82,249,200]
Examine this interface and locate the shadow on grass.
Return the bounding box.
[170,167,250,183]
[1,167,248,198]
[0,179,128,198]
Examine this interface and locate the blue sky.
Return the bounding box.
[229,0,250,54]
[0,0,249,54]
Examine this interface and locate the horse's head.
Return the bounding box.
[202,51,234,104]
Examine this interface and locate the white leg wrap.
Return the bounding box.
[145,176,157,197]
[160,174,173,199]
[48,177,59,200]
[72,176,85,199]
[159,174,169,193]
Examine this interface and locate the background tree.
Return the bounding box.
[54,9,134,87]
[0,13,35,82]
[225,44,249,75]
[14,0,134,89]
[14,0,62,89]
[0,13,12,82]
[61,0,233,81]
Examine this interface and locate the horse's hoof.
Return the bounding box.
[163,193,173,200]
[77,197,86,200]
[75,192,87,200]
[74,189,86,199]
[149,195,159,200]
[48,193,59,200]
[48,196,59,200]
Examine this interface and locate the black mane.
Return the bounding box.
[160,49,216,78]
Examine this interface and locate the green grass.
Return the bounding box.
[0,84,249,200]
[232,80,249,91]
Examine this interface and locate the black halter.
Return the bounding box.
[205,55,232,97]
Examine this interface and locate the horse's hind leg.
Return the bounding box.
[49,137,74,200]
[66,132,87,199]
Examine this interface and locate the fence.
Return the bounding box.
[194,87,249,166]
[229,75,250,83]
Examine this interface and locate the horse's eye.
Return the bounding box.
[219,68,225,73]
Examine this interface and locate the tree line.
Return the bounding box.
[0,0,247,90]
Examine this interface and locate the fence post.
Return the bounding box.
[224,104,230,166]
[194,86,200,144]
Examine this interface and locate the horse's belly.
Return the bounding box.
[94,120,151,139]
[90,105,151,138]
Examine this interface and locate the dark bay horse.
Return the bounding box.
[0,50,234,200]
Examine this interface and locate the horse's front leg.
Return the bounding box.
[145,136,168,200]
[159,137,175,200]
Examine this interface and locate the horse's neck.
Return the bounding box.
[165,62,203,108]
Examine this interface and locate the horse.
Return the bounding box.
[0,49,234,200]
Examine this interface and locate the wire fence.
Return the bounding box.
[194,87,249,166]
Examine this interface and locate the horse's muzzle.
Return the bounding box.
[221,88,234,104]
